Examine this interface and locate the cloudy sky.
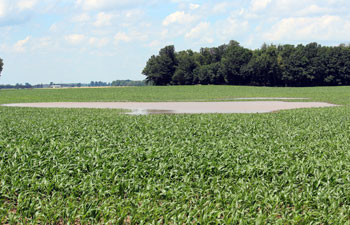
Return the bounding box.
[0,0,349,84]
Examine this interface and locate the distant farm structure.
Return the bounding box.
[50,84,62,88]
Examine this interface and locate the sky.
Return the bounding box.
[1,0,350,84]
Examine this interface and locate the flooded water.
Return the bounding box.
[126,109,176,115]
[2,101,338,115]
[233,97,309,100]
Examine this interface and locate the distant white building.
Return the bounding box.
[50,84,62,88]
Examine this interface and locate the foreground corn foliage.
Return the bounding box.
[1,105,350,224]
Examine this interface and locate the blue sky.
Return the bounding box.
[1,0,350,84]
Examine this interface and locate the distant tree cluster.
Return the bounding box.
[89,80,147,87]
[111,80,147,86]
[0,83,32,89]
[0,80,148,89]
[89,81,110,87]
[142,41,350,86]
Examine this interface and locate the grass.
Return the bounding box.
[0,85,350,105]
[1,86,350,223]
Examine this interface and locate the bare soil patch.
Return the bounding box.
[2,101,338,114]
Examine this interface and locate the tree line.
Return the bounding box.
[142,41,350,86]
[0,57,3,78]
[0,80,147,89]
[90,80,147,87]
[111,80,147,86]
[0,83,33,89]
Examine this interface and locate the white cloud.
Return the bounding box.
[0,0,44,26]
[239,9,245,16]
[114,31,148,45]
[264,15,350,42]
[272,0,306,12]
[0,1,7,17]
[161,29,169,39]
[189,3,200,10]
[89,37,109,47]
[32,37,55,51]
[124,9,143,18]
[201,37,214,44]
[147,40,161,48]
[296,4,329,16]
[17,0,37,11]
[114,32,131,43]
[212,2,230,14]
[72,13,90,23]
[76,0,144,11]
[185,22,214,44]
[49,24,58,32]
[264,0,346,17]
[251,0,272,12]
[14,36,31,52]
[185,22,210,39]
[76,0,112,10]
[162,11,197,26]
[94,12,113,27]
[219,16,249,39]
[65,34,85,44]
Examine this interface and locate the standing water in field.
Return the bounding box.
[2,101,339,114]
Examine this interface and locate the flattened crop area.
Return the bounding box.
[2,101,338,114]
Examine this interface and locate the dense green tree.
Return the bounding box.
[142,55,160,84]
[0,58,3,77]
[193,63,222,85]
[208,63,225,84]
[280,44,308,86]
[142,45,177,85]
[303,42,322,85]
[198,48,214,65]
[218,41,252,85]
[172,50,198,85]
[332,45,350,85]
[197,44,228,66]
[242,45,282,86]
[341,48,350,85]
[157,45,177,85]
[142,41,350,87]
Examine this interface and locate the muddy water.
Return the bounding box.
[233,97,309,100]
[127,109,176,115]
[2,101,338,115]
